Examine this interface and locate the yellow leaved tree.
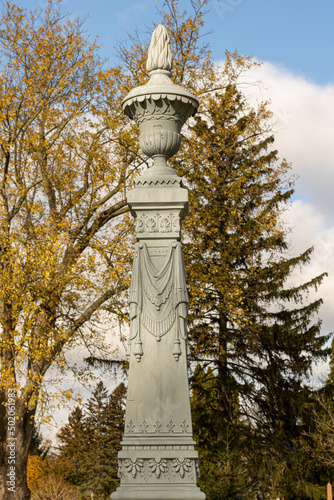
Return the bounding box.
[0,1,142,498]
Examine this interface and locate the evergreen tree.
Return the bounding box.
[327,338,334,390]
[56,406,90,490]
[57,382,126,499]
[29,426,50,458]
[307,340,334,476]
[191,365,260,499]
[172,79,331,496]
[84,381,126,496]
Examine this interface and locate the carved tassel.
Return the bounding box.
[134,339,143,362]
[172,339,181,361]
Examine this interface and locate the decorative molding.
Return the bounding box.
[148,247,169,257]
[123,459,144,478]
[135,212,180,235]
[142,461,152,482]
[126,420,135,434]
[125,419,191,435]
[149,458,168,478]
[118,457,197,482]
[123,94,196,129]
[195,459,201,478]
[180,420,190,434]
[134,177,181,187]
[167,420,175,433]
[153,420,162,433]
[140,129,180,159]
[140,420,149,434]
[173,458,192,478]
[118,459,125,480]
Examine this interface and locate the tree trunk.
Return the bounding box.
[0,400,34,500]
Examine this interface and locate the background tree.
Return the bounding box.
[173,79,330,497]
[27,432,80,500]
[309,345,334,475]
[83,381,126,497]
[30,474,80,500]
[191,365,260,499]
[29,426,50,458]
[26,380,127,500]
[327,339,334,390]
[27,453,80,500]
[54,406,89,491]
[311,398,334,471]
[0,1,139,497]
[56,381,126,499]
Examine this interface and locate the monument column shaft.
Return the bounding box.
[111,24,205,500]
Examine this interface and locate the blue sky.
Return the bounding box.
[21,0,334,85]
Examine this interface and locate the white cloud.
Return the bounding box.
[236,61,334,378]
[242,61,334,221]
[282,199,325,255]
[282,200,334,339]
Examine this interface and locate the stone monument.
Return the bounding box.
[111,25,205,500]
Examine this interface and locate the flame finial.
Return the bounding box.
[146,24,173,73]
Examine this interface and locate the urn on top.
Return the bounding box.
[122,25,199,179]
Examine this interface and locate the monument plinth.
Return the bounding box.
[111,25,205,500]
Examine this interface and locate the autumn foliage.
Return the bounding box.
[0,1,136,497]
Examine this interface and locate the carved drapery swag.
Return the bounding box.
[128,241,188,361]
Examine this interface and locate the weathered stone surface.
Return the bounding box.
[111,24,205,500]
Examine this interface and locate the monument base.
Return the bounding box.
[110,484,206,500]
